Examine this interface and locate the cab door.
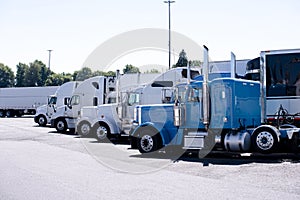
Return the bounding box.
[183,87,203,129]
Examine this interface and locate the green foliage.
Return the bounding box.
[0,63,15,88]
[175,49,188,68]
[92,70,116,77]
[73,67,93,81]
[145,69,160,73]
[15,63,29,87]
[102,71,116,77]
[123,64,140,74]
[189,60,202,67]
[1,61,125,88]
[45,73,73,86]
[23,60,51,86]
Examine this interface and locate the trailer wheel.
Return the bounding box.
[15,111,23,117]
[55,118,67,133]
[6,110,15,118]
[252,127,279,153]
[77,121,91,137]
[137,128,160,154]
[93,123,110,142]
[0,110,5,118]
[37,115,47,126]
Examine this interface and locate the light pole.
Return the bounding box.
[164,0,175,70]
[47,50,53,70]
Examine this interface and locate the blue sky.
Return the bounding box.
[1,0,300,73]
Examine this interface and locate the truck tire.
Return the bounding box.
[252,127,279,154]
[93,123,110,142]
[55,118,67,133]
[37,115,47,127]
[6,110,15,118]
[0,110,5,118]
[77,121,91,137]
[15,111,23,117]
[137,128,160,154]
[130,136,138,149]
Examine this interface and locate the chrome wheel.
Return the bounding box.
[136,128,160,154]
[256,131,274,151]
[140,135,154,153]
[79,123,91,136]
[56,119,67,133]
[252,127,278,153]
[38,115,47,126]
[95,125,108,141]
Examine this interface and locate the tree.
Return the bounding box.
[189,60,202,67]
[0,63,15,88]
[25,61,41,86]
[45,73,72,86]
[123,64,140,74]
[24,60,50,86]
[103,71,116,77]
[15,63,29,87]
[145,69,160,73]
[92,70,116,77]
[175,49,188,67]
[38,61,51,86]
[73,67,93,81]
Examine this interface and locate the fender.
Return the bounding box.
[252,124,281,142]
[131,122,168,146]
[92,118,121,135]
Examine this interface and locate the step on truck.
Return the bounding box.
[34,81,81,126]
[0,86,59,117]
[76,67,201,141]
[50,76,116,133]
[130,46,300,156]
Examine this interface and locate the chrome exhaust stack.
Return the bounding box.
[202,45,210,130]
[231,52,236,78]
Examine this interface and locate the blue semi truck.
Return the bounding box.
[130,46,300,156]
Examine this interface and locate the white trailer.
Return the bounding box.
[76,67,201,141]
[0,86,58,117]
[245,49,300,127]
[50,76,116,133]
[34,81,81,126]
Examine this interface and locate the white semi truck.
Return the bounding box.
[0,86,59,117]
[34,81,81,126]
[76,67,201,141]
[50,76,116,133]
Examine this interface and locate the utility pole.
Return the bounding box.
[47,50,53,70]
[164,0,175,69]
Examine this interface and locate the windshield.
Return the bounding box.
[188,87,201,102]
[128,93,140,106]
[48,96,57,105]
[69,95,80,106]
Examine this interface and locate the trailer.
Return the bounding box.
[0,86,58,117]
[130,46,300,157]
[34,81,81,126]
[245,49,300,127]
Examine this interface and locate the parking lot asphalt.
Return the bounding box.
[1,117,300,200]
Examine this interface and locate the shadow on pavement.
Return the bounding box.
[129,151,300,166]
